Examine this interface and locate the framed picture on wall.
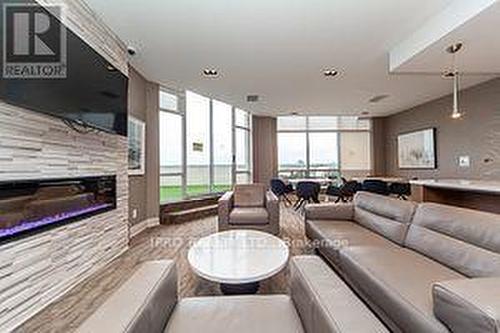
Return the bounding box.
[128,116,146,175]
[397,128,436,169]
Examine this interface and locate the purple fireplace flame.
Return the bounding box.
[0,203,113,239]
[0,176,116,243]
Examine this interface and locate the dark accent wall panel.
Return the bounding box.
[252,116,278,185]
[383,78,500,180]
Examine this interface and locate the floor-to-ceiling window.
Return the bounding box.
[159,89,184,202]
[160,89,252,203]
[213,100,233,192]
[235,108,251,184]
[277,116,371,179]
[186,91,211,196]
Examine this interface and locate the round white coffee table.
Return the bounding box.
[188,230,289,294]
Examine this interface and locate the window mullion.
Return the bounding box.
[181,94,187,199]
[305,117,311,177]
[231,107,236,186]
[337,131,342,174]
[209,99,214,192]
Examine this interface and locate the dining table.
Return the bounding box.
[286,178,334,187]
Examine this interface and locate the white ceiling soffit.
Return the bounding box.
[86,0,495,117]
[390,0,500,74]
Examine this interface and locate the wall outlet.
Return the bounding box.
[132,208,138,219]
[458,156,470,168]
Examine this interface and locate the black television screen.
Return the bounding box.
[0,0,128,136]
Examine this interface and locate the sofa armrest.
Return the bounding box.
[218,191,234,226]
[76,260,178,333]
[433,278,500,333]
[304,203,354,221]
[266,190,279,220]
[290,256,388,333]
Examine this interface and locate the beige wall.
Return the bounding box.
[252,116,278,186]
[145,81,160,219]
[128,67,148,225]
[382,78,500,180]
[371,117,386,175]
[128,67,160,225]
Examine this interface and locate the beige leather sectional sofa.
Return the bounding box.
[305,191,500,333]
[76,257,388,333]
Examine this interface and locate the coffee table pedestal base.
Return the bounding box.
[220,282,259,295]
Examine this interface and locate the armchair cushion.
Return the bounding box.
[230,207,269,225]
[234,184,266,207]
[433,278,500,333]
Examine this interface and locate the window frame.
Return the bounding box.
[277,116,372,179]
[234,108,252,184]
[159,88,187,201]
[159,88,252,203]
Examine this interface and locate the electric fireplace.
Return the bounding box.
[0,176,116,244]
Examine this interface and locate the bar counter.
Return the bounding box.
[410,179,500,214]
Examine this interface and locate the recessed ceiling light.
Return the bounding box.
[446,42,463,54]
[247,95,259,102]
[203,69,219,77]
[323,69,339,77]
[369,94,389,103]
[106,64,117,72]
[441,70,456,79]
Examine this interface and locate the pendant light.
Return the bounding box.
[446,43,463,119]
[451,71,462,119]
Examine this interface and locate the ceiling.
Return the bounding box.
[86,0,497,117]
[390,0,500,74]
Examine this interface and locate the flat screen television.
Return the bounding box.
[0,0,128,136]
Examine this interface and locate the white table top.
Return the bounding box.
[410,179,500,194]
[188,230,289,284]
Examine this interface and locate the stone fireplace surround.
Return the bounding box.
[0,102,129,332]
[0,0,130,331]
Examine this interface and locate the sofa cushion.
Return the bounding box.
[405,203,500,277]
[340,246,464,333]
[234,184,266,207]
[306,220,398,266]
[164,295,304,333]
[230,207,269,225]
[432,278,500,333]
[291,256,389,333]
[353,192,417,245]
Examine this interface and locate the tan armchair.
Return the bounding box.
[218,184,280,235]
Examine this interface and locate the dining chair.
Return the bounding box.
[294,181,320,211]
[326,180,360,203]
[362,179,390,196]
[389,182,411,200]
[270,178,294,205]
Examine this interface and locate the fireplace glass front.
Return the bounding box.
[0,176,116,244]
